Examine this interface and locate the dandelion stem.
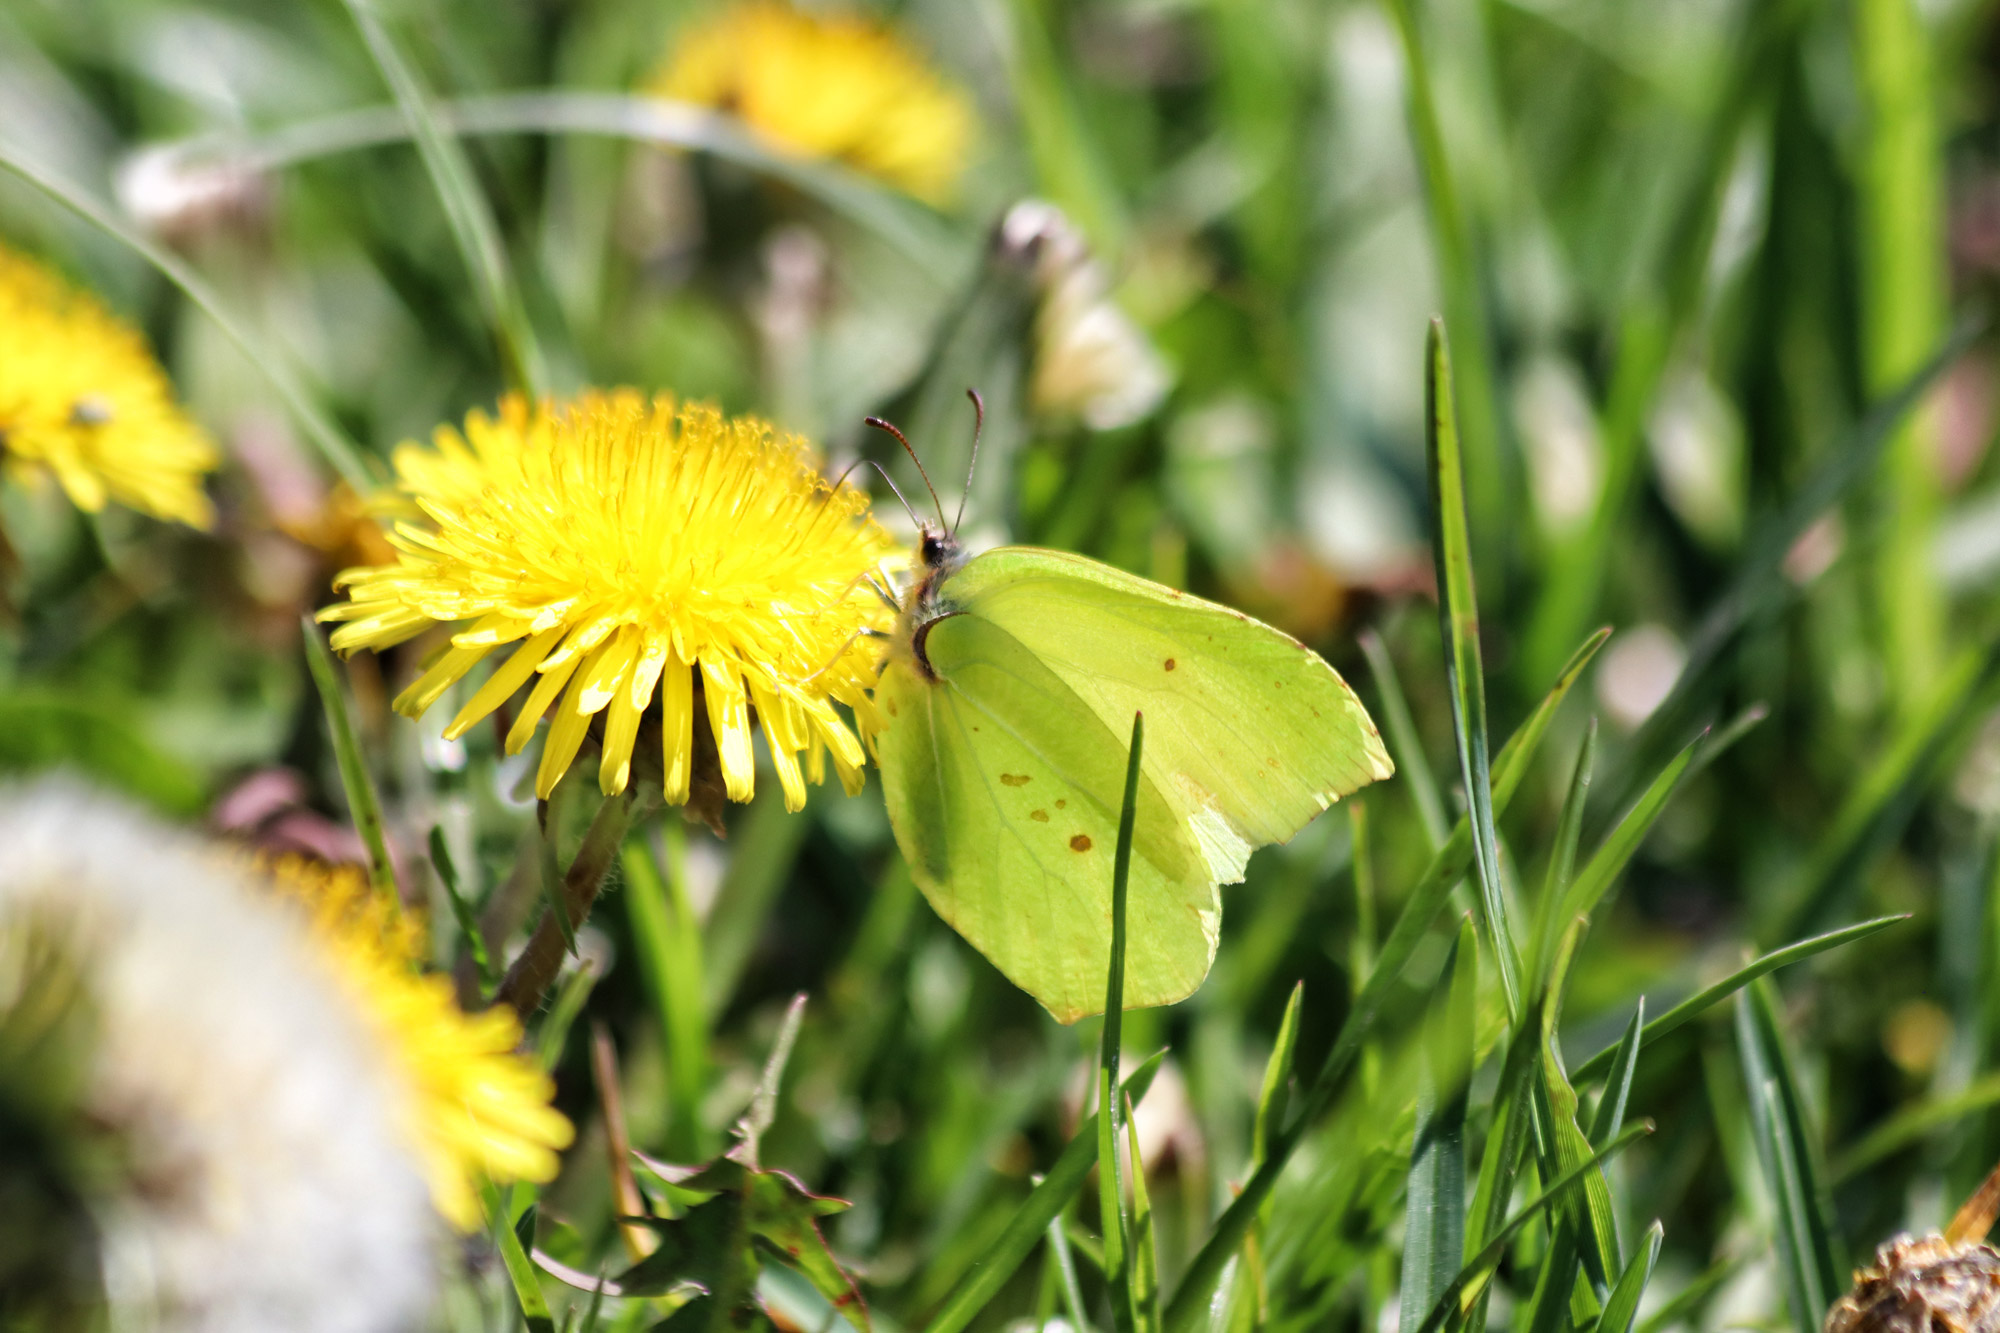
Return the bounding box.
[495,787,640,1015]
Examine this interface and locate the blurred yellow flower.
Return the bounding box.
[0,242,217,527]
[653,1,974,204]
[264,856,573,1231]
[319,391,896,810]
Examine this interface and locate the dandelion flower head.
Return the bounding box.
[0,782,433,1332]
[262,857,573,1231]
[653,1,975,204]
[321,390,898,810]
[0,242,217,527]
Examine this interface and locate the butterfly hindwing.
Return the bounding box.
[874,610,1218,1023]
[940,547,1394,884]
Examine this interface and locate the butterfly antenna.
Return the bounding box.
[858,459,926,531]
[953,388,984,535]
[865,415,946,529]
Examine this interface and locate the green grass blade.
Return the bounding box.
[1736,980,1841,1333]
[536,952,601,1074]
[431,825,495,996]
[1632,1259,1740,1333]
[484,1180,558,1333]
[623,832,710,1160]
[301,618,397,907]
[1098,713,1145,1333]
[1426,318,1522,1018]
[1359,628,1449,849]
[1558,736,1700,928]
[922,1053,1165,1333]
[1572,916,1908,1082]
[538,790,581,960]
[1124,1096,1160,1333]
[1531,720,1597,990]
[1004,0,1127,255]
[703,787,810,1019]
[1588,1000,1645,1147]
[1252,982,1304,1169]
[1591,1221,1664,1333]
[1534,921,1623,1296]
[1400,919,1477,1333]
[1831,1069,2000,1179]
[337,0,547,396]
[1410,1121,1656,1333]
[0,149,373,489]
[1047,1204,1094,1333]
[1164,627,1603,1333]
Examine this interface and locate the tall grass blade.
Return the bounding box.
[1400,919,1477,1333]
[301,618,397,907]
[1558,736,1701,927]
[1531,721,1597,990]
[1591,1221,1664,1333]
[1588,1001,1645,1147]
[922,1053,1164,1333]
[484,1180,558,1333]
[623,832,710,1159]
[1124,1097,1160,1333]
[1534,921,1623,1295]
[1571,915,1908,1082]
[536,952,601,1073]
[1098,713,1146,1333]
[337,0,547,395]
[1359,628,1448,848]
[1737,980,1841,1333]
[1425,318,1522,1017]
[1832,1069,2000,1179]
[704,787,810,1017]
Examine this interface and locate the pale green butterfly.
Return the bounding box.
[860,403,1393,1023]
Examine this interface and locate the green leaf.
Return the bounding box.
[485,1180,557,1333]
[1359,628,1449,849]
[1399,919,1477,1333]
[430,825,495,996]
[1098,712,1145,1333]
[1533,922,1623,1297]
[1736,979,1842,1333]
[301,618,397,908]
[1124,1096,1160,1333]
[1588,1001,1646,1147]
[1425,319,1522,1018]
[921,1052,1165,1333]
[1591,1221,1665,1333]
[1571,916,1908,1082]
[1530,720,1597,991]
[1409,1121,1656,1333]
[336,0,546,395]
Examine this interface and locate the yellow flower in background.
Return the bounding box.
[263,856,573,1231]
[653,1,975,204]
[0,242,217,527]
[320,391,897,810]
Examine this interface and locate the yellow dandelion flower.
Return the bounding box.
[319,390,897,810]
[652,1,975,204]
[0,242,217,527]
[263,856,574,1231]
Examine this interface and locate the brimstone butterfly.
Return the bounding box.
[863,407,1393,1023]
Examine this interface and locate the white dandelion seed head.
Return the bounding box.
[0,781,435,1333]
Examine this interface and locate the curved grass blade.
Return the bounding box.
[1571,915,1908,1083]
[1426,318,1522,1018]
[301,618,397,906]
[1831,1069,2000,1180]
[1098,713,1146,1333]
[1592,1221,1664,1333]
[485,1180,558,1333]
[1533,922,1623,1296]
[431,825,495,995]
[1163,625,1606,1333]
[337,0,545,395]
[1588,1000,1645,1147]
[1530,720,1596,990]
[1410,1120,1655,1333]
[1557,735,1700,928]
[0,148,372,488]
[921,1053,1164,1333]
[136,92,968,285]
[1360,628,1449,848]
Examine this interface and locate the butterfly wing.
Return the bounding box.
[942,547,1394,884]
[875,611,1218,1023]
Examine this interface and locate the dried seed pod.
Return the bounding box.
[1824,1236,2000,1333]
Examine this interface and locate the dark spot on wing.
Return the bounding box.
[1000,773,1031,787]
[1070,835,1092,852]
[1030,809,1049,822]
[1055,799,1066,809]
[886,699,898,717]
[1164,658,1176,672]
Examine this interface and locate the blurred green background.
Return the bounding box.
[5,0,2000,1329]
